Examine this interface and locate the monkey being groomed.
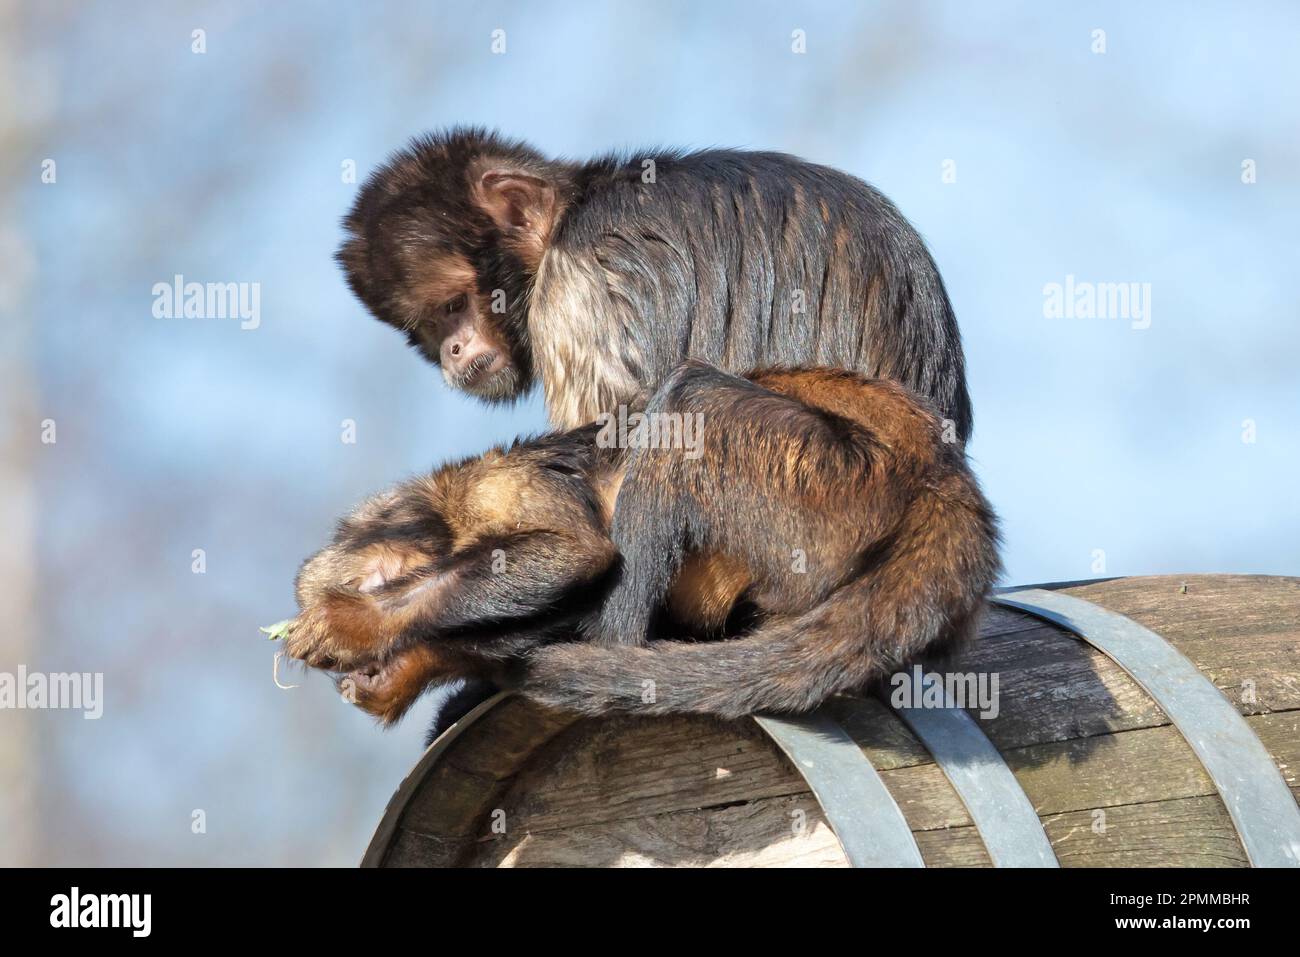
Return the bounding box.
[333,128,980,724]
[280,363,1000,730]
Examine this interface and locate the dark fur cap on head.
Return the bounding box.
[334,127,565,376]
[335,128,544,325]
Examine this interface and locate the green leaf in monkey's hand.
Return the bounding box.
[260,619,296,642]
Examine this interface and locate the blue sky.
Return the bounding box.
[5,1,1297,864]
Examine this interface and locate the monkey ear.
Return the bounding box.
[472,169,557,266]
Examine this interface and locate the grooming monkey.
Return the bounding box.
[283,363,999,723]
[336,128,972,441]
[333,129,977,727]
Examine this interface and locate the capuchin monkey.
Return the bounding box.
[282,364,999,726]
[335,128,972,441]
[334,129,976,732]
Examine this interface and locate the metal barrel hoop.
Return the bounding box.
[889,673,1059,867]
[754,712,925,867]
[994,587,1300,867]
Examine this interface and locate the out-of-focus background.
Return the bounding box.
[1,0,1296,865]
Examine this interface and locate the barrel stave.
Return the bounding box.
[367,575,1300,868]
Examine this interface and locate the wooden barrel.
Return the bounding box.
[362,574,1300,868]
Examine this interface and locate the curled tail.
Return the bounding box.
[518,478,1000,720]
[518,591,872,720]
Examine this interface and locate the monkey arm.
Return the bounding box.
[387,528,618,635]
[288,526,614,671]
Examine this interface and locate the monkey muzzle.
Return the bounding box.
[443,350,517,400]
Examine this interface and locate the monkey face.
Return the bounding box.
[408,273,526,403]
[432,294,519,400]
[338,221,531,404]
[336,128,567,406]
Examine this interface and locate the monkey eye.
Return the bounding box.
[444,293,468,315]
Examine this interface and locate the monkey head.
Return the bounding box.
[335,128,570,404]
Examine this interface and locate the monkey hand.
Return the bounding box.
[335,643,456,725]
[282,586,398,672]
[289,533,446,670]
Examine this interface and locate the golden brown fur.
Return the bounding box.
[284,363,999,724]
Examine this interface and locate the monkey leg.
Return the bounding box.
[424,676,499,745]
[597,360,898,646]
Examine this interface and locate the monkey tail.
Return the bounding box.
[516,599,868,720]
[518,507,997,719]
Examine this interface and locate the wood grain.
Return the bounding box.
[468,793,848,868]
[364,575,1300,868]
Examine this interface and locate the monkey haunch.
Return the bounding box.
[284,365,999,723]
[336,128,973,441]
